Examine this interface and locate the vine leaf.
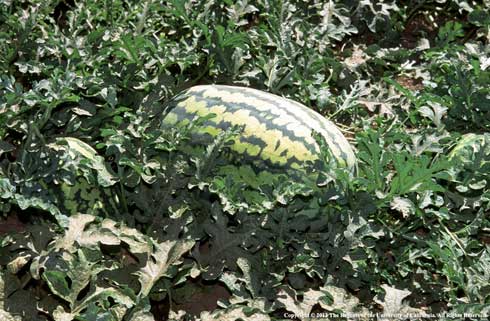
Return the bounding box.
[135,239,195,298]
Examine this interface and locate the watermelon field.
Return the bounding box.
[1,0,490,320]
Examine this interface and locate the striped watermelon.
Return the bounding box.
[161,85,356,182]
[47,137,119,216]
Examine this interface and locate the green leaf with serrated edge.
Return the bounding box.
[134,239,194,298]
[318,285,363,313]
[374,285,426,316]
[42,270,71,302]
[53,214,98,251]
[236,257,261,299]
[72,286,135,315]
[275,285,325,320]
[194,204,254,280]
[0,178,15,199]
[53,137,118,187]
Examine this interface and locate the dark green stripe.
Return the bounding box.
[182,128,309,171]
[237,135,306,169]
[211,85,315,131]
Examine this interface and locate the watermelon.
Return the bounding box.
[47,137,119,217]
[161,85,356,182]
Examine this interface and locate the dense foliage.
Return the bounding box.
[1,0,490,320]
